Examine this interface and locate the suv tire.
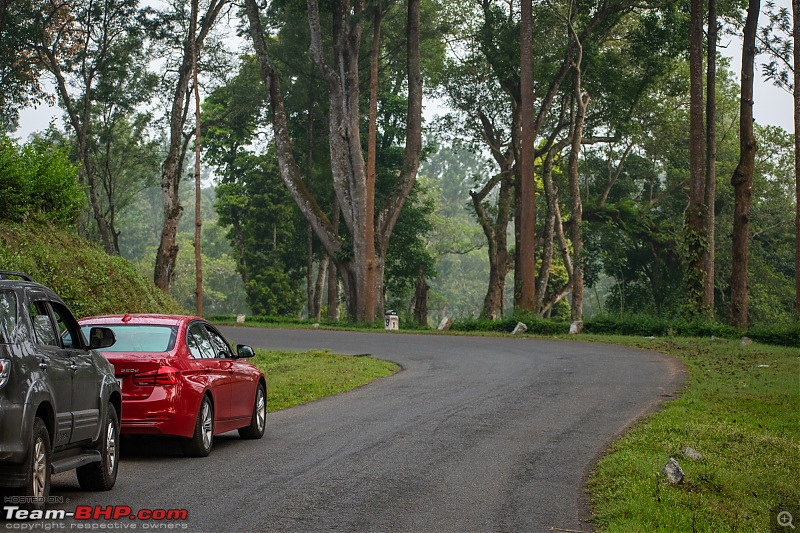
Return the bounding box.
[21,417,51,511]
[76,404,119,491]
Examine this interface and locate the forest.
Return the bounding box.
[0,0,797,331]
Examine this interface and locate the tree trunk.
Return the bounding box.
[472,175,513,319]
[312,255,329,320]
[535,141,568,314]
[794,0,800,318]
[364,6,382,325]
[703,0,718,317]
[328,196,341,321]
[730,0,760,329]
[306,90,315,320]
[686,0,707,314]
[567,20,588,324]
[515,0,536,312]
[192,0,203,316]
[413,264,429,326]
[373,247,387,318]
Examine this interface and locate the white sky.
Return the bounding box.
[12,5,797,141]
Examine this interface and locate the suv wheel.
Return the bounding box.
[76,404,119,491]
[21,418,51,510]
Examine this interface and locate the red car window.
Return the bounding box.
[187,323,215,359]
[205,327,234,359]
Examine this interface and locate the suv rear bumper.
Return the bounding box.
[0,397,28,486]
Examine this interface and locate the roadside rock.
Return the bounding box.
[569,321,583,334]
[662,458,684,484]
[741,336,753,346]
[438,317,453,331]
[682,447,702,461]
[512,322,528,335]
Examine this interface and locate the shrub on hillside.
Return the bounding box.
[0,221,184,317]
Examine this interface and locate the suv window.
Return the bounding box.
[51,302,83,350]
[29,301,58,347]
[206,327,234,359]
[0,291,17,344]
[186,323,215,359]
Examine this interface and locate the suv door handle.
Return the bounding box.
[39,359,48,370]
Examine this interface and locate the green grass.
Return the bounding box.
[250,349,398,412]
[581,335,800,532]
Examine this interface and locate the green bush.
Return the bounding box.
[452,315,570,335]
[747,322,800,347]
[583,313,739,338]
[0,135,84,226]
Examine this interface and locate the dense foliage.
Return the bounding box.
[0,134,84,225]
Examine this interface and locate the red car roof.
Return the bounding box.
[79,314,201,327]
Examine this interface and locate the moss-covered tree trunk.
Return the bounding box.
[730,0,760,329]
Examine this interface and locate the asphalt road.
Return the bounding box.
[48,328,683,532]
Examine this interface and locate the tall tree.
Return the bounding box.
[704,0,718,316]
[567,18,589,325]
[243,0,423,322]
[794,0,800,318]
[153,0,228,293]
[686,0,707,314]
[365,5,383,324]
[730,0,761,328]
[192,0,203,316]
[515,0,536,312]
[30,0,150,253]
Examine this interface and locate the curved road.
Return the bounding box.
[50,329,683,532]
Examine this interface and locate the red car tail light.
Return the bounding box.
[132,365,179,386]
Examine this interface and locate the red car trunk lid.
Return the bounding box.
[105,353,176,400]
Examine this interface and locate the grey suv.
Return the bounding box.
[0,272,121,509]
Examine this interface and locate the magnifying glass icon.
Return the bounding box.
[778,511,796,529]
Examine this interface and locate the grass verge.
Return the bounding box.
[581,335,799,532]
[250,349,398,412]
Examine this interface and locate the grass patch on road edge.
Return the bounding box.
[583,336,799,532]
[251,349,397,412]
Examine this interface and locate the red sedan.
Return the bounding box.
[78,314,266,457]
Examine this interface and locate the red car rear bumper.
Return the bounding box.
[119,383,200,438]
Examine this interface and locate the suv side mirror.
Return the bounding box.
[236,344,255,359]
[89,327,116,349]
